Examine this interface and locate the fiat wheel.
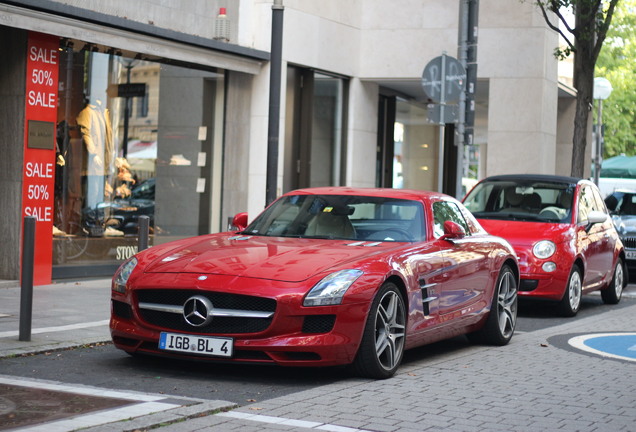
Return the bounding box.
[559,265,582,317]
[601,258,624,305]
[352,282,406,379]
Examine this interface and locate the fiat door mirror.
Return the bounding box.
[587,210,607,225]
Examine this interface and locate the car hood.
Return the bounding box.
[612,215,636,237]
[143,234,399,282]
[476,219,574,246]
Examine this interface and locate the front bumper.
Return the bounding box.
[517,273,569,300]
[515,250,571,301]
[109,272,372,367]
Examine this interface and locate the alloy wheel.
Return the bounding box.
[374,290,406,371]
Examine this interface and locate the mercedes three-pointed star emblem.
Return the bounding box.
[182,295,214,327]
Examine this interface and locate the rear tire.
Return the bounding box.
[601,258,624,305]
[352,282,406,379]
[558,265,582,317]
[467,264,517,345]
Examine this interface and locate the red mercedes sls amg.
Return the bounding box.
[111,187,518,378]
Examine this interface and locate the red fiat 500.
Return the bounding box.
[111,187,518,378]
[463,175,626,316]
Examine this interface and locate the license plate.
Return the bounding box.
[159,332,233,357]
[627,250,636,261]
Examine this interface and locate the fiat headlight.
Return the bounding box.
[303,269,363,306]
[533,240,556,259]
[112,257,138,293]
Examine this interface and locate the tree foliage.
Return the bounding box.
[595,0,636,157]
[536,0,620,177]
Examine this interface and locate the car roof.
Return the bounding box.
[478,174,581,185]
[285,187,451,202]
[608,189,636,194]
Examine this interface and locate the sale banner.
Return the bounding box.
[22,32,59,285]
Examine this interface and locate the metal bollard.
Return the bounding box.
[19,216,36,342]
[138,215,150,252]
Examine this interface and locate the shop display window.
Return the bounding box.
[53,44,224,276]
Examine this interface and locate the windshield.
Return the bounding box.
[605,192,636,217]
[243,194,425,242]
[463,179,574,223]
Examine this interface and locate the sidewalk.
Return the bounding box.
[1,279,636,431]
[0,278,112,357]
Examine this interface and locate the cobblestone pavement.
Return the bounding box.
[88,296,636,432]
[1,279,635,431]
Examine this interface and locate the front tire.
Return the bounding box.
[468,264,517,345]
[352,282,406,379]
[558,265,582,317]
[601,258,624,305]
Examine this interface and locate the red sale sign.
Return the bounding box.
[22,32,59,285]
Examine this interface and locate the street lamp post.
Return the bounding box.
[266,0,284,206]
[593,77,612,186]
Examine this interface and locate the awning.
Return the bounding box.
[601,155,636,178]
[0,1,268,75]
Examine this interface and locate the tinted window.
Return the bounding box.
[244,195,425,242]
[606,192,636,216]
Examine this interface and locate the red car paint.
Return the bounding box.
[463,175,625,305]
[111,187,518,376]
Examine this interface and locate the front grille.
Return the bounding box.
[137,290,276,311]
[136,289,276,334]
[112,300,133,319]
[302,315,336,333]
[621,236,636,249]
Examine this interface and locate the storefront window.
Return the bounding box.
[283,68,347,191]
[311,73,345,187]
[53,45,224,277]
[393,99,436,191]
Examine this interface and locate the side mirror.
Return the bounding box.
[440,220,466,241]
[587,210,607,225]
[231,212,248,231]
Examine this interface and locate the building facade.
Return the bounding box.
[0,0,584,282]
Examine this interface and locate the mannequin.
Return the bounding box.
[77,98,114,209]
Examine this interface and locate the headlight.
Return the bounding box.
[112,257,138,293]
[303,269,363,306]
[533,240,556,259]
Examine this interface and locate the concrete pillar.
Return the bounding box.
[0,26,27,280]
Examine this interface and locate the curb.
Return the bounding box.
[80,400,238,432]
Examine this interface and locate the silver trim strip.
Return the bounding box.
[139,302,274,319]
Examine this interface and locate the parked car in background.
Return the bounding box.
[83,178,155,236]
[463,175,626,317]
[605,189,636,281]
[111,187,519,379]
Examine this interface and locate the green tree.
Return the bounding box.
[595,0,636,157]
[536,0,620,177]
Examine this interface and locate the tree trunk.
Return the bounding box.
[571,68,593,178]
[571,33,595,178]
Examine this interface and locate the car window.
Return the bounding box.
[607,192,636,216]
[243,194,425,242]
[432,201,470,238]
[591,186,609,215]
[463,179,574,223]
[577,186,599,223]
